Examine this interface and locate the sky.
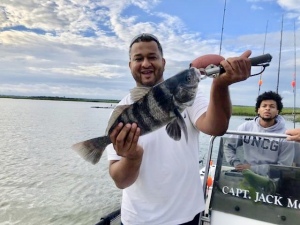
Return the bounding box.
[0,0,300,107]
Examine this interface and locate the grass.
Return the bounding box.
[232,105,300,122]
[1,95,299,122]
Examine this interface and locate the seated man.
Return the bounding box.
[224,91,295,176]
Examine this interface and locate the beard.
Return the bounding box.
[259,114,277,122]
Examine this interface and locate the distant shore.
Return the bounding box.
[0,95,120,104]
[1,95,299,122]
[230,105,300,122]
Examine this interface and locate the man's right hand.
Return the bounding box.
[235,163,251,171]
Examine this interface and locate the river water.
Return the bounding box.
[0,98,298,225]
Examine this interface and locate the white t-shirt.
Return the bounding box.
[107,88,208,225]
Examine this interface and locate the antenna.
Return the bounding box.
[258,20,268,97]
[219,0,227,55]
[293,20,297,128]
[276,15,283,93]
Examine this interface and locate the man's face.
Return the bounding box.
[258,99,279,121]
[129,41,165,87]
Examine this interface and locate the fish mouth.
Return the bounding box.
[190,67,201,83]
[181,84,198,92]
[185,83,198,89]
[180,82,198,91]
[174,86,198,105]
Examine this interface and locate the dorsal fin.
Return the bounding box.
[106,105,130,134]
[130,86,151,102]
[105,86,151,134]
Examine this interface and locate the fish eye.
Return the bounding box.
[186,75,191,82]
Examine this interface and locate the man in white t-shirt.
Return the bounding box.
[107,33,251,225]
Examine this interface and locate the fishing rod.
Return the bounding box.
[199,53,273,79]
[276,15,284,93]
[257,20,268,97]
[292,20,297,128]
[219,0,227,55]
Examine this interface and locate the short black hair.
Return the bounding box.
[129,33,163,57]
[255,91,283,113]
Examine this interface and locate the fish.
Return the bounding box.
[72,67,201,164]
[240,169,277,202]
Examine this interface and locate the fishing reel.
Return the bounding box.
[198,53,273,80]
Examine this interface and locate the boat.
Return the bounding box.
[95,209,121,225]
[199,130,300,225]
[91,105,115,109]
[97,130,300,225]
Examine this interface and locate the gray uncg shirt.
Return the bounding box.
[224,115,295,176]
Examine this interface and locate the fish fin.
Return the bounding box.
[105,86,150,134]
[174,108,188,142]
[71,136,111,164]
[106,105,130,133]
[130,86,151,102]
[166,119,181,141]
[166,108,188,142]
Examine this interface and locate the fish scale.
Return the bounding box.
[144,86,172,129]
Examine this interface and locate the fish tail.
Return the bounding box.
[71,136,111,164]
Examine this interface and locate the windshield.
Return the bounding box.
[209,132,300,224]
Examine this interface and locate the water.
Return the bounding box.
[199,115,246,164]
[0,99,120,225]
[0,98,298,225]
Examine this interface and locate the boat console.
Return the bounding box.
[200,130,300,225]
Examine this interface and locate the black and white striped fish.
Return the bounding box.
[72,67,201,164]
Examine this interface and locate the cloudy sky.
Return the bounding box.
[0,0,299,107]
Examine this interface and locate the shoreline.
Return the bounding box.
[0,95,120,104]
[1,95,299,122]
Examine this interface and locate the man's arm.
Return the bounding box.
[286,128,300,142]
[109,157,142,189]
[195,50,252,135]
[223,136,243,167]
[108,123,143,189]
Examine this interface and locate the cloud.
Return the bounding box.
[250,4,264,10]
[278,0,300,11]
[0,0,300,107]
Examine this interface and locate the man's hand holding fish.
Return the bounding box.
[72,33,252,225]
